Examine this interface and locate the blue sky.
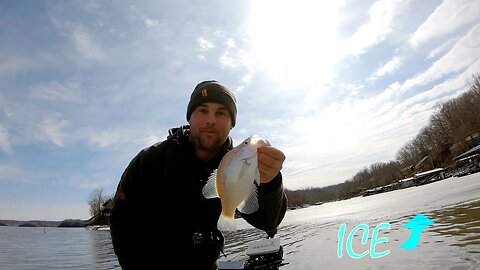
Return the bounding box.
[1,0,479,221]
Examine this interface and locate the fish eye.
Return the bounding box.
[244,141,248,145]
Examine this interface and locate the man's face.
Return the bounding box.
[189,102,233,153]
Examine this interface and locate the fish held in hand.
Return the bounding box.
[202,134,269,231]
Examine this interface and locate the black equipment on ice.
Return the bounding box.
[217,230,287,270]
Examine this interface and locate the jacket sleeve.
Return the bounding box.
[240,173,288,233]
[109,151,147,269]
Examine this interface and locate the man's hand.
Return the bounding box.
[257,146,286,184]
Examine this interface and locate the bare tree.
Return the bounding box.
[88,188,109,217]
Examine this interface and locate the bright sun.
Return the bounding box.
[247,1,344,86]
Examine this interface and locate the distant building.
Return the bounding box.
[86,199,113,226]
[398,177,415,189]
[452,144,480,176]
[363,187,384,197]
[453,144,480,162]
[382,182,399,192]
[413,168,445,185]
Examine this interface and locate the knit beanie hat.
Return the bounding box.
[186,80,237,127]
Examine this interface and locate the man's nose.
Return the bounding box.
[205,112,216,125]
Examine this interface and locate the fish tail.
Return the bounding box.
[217,214,237,231]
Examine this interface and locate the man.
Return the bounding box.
[109,80,287,269]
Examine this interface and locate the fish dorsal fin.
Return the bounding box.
[202,169,219,199]
[237,184,259,214]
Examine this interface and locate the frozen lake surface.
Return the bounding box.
[225,173,480,270]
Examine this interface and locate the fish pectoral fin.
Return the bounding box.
[242,153,257,166]
[243,158,251,166]
[237,184,259,215]
[202,170,219,199]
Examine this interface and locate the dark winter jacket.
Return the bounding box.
[109,125,287,269]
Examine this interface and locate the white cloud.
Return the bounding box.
[400,71,474,112]
[276,65,466,189]
[0,56,39,77]
[369,56,403,81]
[277,97,400,188]
[344,0,411,56]
[0,125,12,153]
[196,36,215,59]
[71,24,104,61]
[403,24,480,90]
[197,36,215,51]
[409,0,480,48]
[226,38,236,48]
[39,114,71,147]
[143,16,160,28]
[86,130,122,148]
[29,81,81,101]
[142,135,163,148]
[427,38,458,59]
[219,47,247,70]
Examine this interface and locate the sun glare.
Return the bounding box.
[248,1,343,86]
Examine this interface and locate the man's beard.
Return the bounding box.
[191,132,225,153]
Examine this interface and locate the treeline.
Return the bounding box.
[0,219,86,227]
[286,73,480,208]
